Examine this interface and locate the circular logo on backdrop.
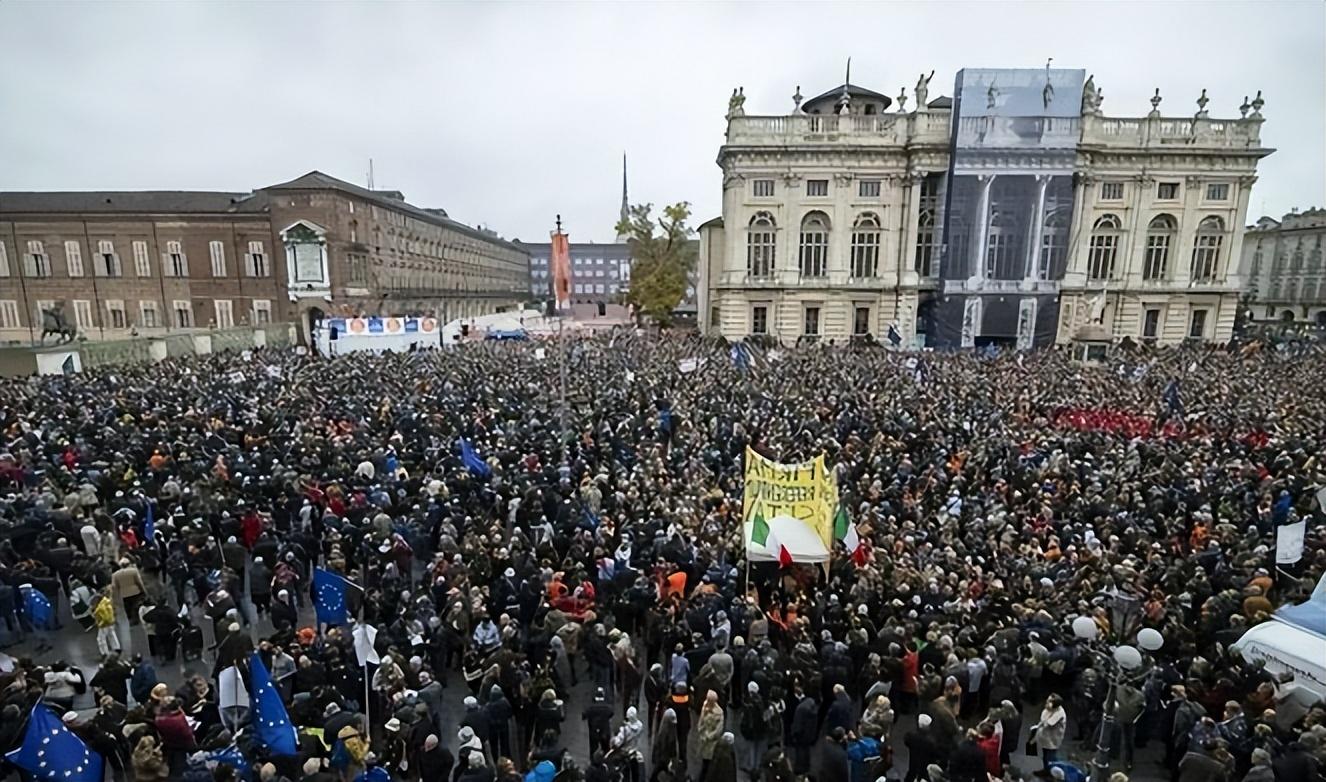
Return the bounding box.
[421,318,437,332]
[348,318,367,333]
[385,318,402,333]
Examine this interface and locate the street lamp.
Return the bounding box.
[1070,587,1165,782]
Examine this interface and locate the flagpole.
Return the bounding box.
[359,561,371,735]
[556,216,569,472]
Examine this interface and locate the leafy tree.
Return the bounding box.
[615,202,697,327]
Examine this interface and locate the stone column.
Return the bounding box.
[971,174,995,281]
[1025,175,1050,280]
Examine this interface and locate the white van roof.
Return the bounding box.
[1232,620,1326,699]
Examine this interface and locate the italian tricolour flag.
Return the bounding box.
[751,510,793,568]
[834,503,866,566]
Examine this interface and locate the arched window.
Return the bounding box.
[984,211,1015,279]
[1144,214,1176,281]
[914,210,937,277]
[1190,215,1224,282]
[798,212,830,278]
[850,212,881,278]
[747,212,776,278]
[1087,214,1122,281]
[1039,210,1067,279]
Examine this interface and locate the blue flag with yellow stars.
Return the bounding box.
[5,702,104,782]
[249,652,298,756]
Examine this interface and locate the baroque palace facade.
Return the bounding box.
[697,70,1271,347]
[0,171,529,344]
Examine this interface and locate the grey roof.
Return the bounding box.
[263,171,524,255]
[0,190,270,215]
[803,83,893,112]
[927,96,953,109]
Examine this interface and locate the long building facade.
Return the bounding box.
[698,71,1272,347]
[0,171,529,344]
[1240,208,1326,326]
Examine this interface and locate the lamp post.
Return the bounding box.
[1071,587,1165,782]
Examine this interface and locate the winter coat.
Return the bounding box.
[1034,704,1067,750]
[697,703,725,760]
[131,739,170,782]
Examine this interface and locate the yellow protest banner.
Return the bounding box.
[743,446,838,548]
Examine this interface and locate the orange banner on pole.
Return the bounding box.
[550,230,573,310]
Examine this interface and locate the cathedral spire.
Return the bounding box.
[617,151,629,242]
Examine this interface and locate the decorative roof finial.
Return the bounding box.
[1239,96,1251,119]
[1251,90,1264,117]
[1196,88,1209,117]
[897,87,908,113]
[793,85,803,112]
[838,57,852,114]
[1149,88,1162,117]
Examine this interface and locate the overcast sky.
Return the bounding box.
[2,2,1322,243]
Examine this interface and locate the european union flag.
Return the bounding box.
[313,568,352,626]
[5,702,104,782]
[1163,379,1184,416]
[580,506,600,531]
[20,585,53,630]
[459,438,492,479]
[144,500,156,542]
[249,652,298,756]
[205,745,249,779]
[730,343,750,372]
[887,324,903,346]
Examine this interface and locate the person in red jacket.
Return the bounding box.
[975,721,1002,777]
[153,697,196,751]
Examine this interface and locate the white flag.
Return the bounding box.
[219,665,250,709]
[1276,521,1307,565]
[353,623,380,666]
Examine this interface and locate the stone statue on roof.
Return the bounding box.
[915,70,934,109]
[728,88,746,118]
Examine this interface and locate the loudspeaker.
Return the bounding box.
[329,326,340,341]
[461,323,471,337]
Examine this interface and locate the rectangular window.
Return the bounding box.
[1100,182,1124,200]
[165,241,187,276]
[1156,182,1179,200]
[858,180,881,198]
[96,240,121,277]
[252,300,272,325]
[751,305,768,335]
[1205,183,1229,201]
[132,240,151,277]
[0,300,19,329]
[209,240,226,277]
[214,299,234,328]
[803,306,820,336]
[1087,234,1118,281]
[105,300,127,329]
[1142,308,1161,340]
[594,284,605,294]
[1188,308,1208,339]
[853,306,871,336]
[752,179,775,198]
[72,299,94,330]
[173,300,193,328]
[25,241,50,277]
[140,301,159,328]
[65,241,84,277]
[1143,233,1170,280]
[806,180,829,197]
[246,241,268,277]
[0,242,9,276]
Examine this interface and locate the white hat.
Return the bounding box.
[918,714,932,729]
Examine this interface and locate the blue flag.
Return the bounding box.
[459,438,492,479]
[887,324,903,346]
[730,343,750,372]
[249,652,298,756]
[1163,379,1184,415]
[20,585,53,630]
[580,506,600,531]
[5,702,104,782]
[313,568,352,626]
[144,500,156,542]
[205,745,250,779]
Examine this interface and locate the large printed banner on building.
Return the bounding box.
[743,446,838,548]
[325,316,437,336]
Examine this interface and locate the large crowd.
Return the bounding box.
[0,332,1322,782]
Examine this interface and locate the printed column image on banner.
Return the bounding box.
[550,229,574,310]
[930,67,1085,350]
[742,447,838,557]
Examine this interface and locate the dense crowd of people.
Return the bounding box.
[0,332,1322,782]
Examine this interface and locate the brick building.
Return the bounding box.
[0,171,529,344]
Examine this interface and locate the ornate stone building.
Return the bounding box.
[697,72,1271,346]
[0,171,529,344]
[1240,208,1326,326]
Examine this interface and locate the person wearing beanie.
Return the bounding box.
[300,756,338,782]
[904,714,938,782]
[418,734,454,782]
[485,683,514,759]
